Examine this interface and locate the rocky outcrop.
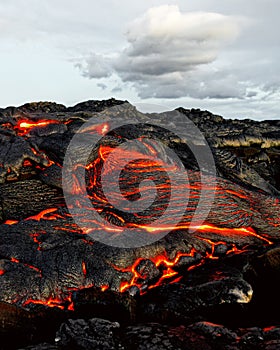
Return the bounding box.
[177,107,280,194]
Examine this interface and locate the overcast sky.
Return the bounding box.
[0,0,279,119]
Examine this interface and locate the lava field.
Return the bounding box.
[0,99,280,349]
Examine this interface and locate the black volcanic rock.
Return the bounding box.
[66,98,126,113]
[18,320,280,350]
[176,107,280,194]
[55,318,121,350]
[18,102,67,114]
[137,278,253,324]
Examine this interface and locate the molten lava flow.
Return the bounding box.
[82,261,87,277]
[4,220,19,225]
[116,240,251,293]
[193,224,273,245]
[81,122,110,136]
[29,231,48,251]
[23,297,65,310]
[199,238,246,259]
[5,127,277,308]
[113,223,274,293]
[10,257,42,276]
[22,292,75,311]
[24,208,62,221]
[132,222,273,245]
[16,120,60,136]
[101,285,109,292]
[225,189,248,199]
[117,249,198,293]
[99,123,109,135]
[68,139,280,294]
[23,160,33,167]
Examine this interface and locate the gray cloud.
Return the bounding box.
[79,5,249,99]
[77,53,113,78]
[0,0,279,119]
[111,86,123,93]
[97,83,107,90]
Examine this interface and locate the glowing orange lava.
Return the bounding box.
[193,224,273,245]
[82,122,110,136]
[131,222,273,245]
[24,208,62,221]
[101,285,109,292]
[10,257,42,275]
[16,120,60,136]
[4,220,19,225]
[118,249,198,293]
[23,297,65,310]
[82,261,87,277]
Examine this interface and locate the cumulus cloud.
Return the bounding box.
[79,5,246,99]
[77,53,113,79]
